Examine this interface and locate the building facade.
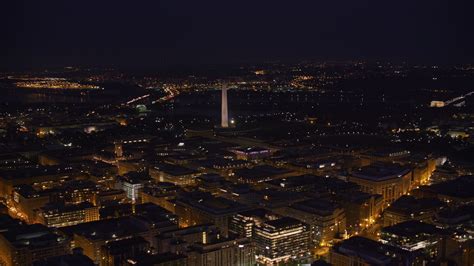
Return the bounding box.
[253,217,310,264]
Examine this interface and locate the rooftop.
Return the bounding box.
[127,252,187,265]
[232,147,272,154]
[436,204,474,224]
[177,191,248,216]
[382,220,444,237]
[153,163,198,176]
[103,236,149,254]
[0,165,77,180]
[385,195,444,216]
[41,202,95,214]
[119,171,151,184]
[60,216,151,241]
[333,236,413,265]
[1,223,67,249]
[234,165,292,181]
[263,217,304,230]
[429,175,474,199]
[33,253,95,266]
[351,163,411,181]
[291,199,341,216]
[236,208,277,220]
[0,214,23,232]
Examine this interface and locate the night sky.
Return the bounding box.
[2,0,473,69]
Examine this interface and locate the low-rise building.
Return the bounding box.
[380,220,443,258]
[156,224,219,254]
[60,215,176,264]
[349,163,412,208]
[101,236,150,266]
[175,192,249,237]
[11,184,50,223]
[0,224,69,266]
[278,199,346,246]
[233,165,293,185]
[33,253,95,266]
[330,236,417,266]
[116,171,152,203]
[37,202,99,228]
[230,147,274,161]
[383,195,444,227]
[126,253,188,266]
[413,175,474,204]
[150,163,200,186]
[335,191,383,233]
[140,182,181,213]
[187,237,255,266]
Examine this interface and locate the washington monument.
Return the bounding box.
[221,87,229,128]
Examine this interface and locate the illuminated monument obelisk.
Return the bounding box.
[221,87,229,128]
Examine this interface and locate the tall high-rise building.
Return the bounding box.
[221,88,229,128]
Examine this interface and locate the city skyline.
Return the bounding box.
[0,2,473,266]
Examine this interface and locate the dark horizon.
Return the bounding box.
[2,0,473,70]
[0,2,474,264]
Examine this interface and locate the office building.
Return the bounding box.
[254,217,310,264]
[37,202,99,228]
[229,208,280,238]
